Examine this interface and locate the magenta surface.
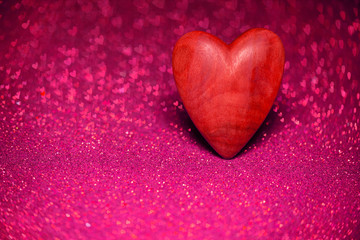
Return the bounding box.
[0,0,359,239]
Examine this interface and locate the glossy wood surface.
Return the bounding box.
[172,28,285,159]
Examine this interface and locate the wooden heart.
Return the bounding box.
[172,28,285,159]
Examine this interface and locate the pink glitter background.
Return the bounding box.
[1,0,360,239]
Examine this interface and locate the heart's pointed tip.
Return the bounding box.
[215,148,242,159]
[219,154,237,160]
[218,152,238,160]
[206,135,248,159]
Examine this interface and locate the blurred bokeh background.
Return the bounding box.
[0,0,359,239]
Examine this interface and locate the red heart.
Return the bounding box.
[172,28,285,159]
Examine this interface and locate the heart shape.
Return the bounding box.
[172,28,285,159]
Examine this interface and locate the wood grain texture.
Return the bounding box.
[172,28,285,159]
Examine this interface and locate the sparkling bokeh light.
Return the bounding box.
[0,0,359,239]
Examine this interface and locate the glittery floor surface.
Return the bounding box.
[0,0,360,239]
